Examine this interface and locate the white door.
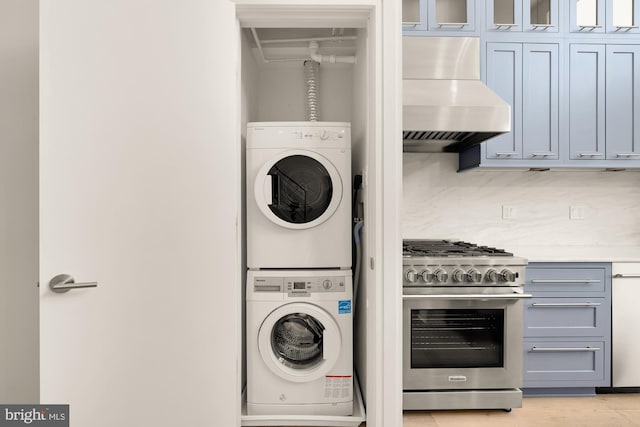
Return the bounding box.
[39,2,240,426]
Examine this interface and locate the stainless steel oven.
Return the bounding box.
[402,240,530,411]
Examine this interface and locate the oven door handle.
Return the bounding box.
[402,293,533,300]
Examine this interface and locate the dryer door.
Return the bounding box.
[254,150,343,230]
[258,302,342,383]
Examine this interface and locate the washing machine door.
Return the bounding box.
[254,150,343,230]
[258,302,342,383]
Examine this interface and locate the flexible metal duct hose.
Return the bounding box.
[303,59,320,122]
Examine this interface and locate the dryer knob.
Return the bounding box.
[322,279,333,290]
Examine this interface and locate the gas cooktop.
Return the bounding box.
[403,239,513,258]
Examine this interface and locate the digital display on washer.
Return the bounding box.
[293,281,306,290]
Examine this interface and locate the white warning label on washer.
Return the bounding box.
[324,375,352,399]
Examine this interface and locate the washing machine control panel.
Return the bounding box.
[285,277,346,296]
[253,276,348,297]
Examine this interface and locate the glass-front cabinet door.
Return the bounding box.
[571,0,640,33]
[427,0,476,32]
[487,0,558,33]
[524,0,559,32]
[403,0,428,30]
[606,0,640,33]
[487,0,523,31]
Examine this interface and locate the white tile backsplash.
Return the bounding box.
[403,153,640,248]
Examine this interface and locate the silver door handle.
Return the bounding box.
[49,274,98,293]
[579,153,605,157]
[532,302,601,307]
[613,274,640,278]
[530,279,601,284]
[403,293,533,301]
[437,22,469,28]
[530,152,556,157]
[531,346,600,352]
[616,153,640,157]
[495,152,519,157]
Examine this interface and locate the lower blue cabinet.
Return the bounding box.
[523,263,611,394]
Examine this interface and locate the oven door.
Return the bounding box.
[402,292,530,391]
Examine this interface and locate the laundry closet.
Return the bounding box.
[236,4,385,425]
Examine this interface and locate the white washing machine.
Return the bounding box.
[246,122,351,270]
[246,269,353,416]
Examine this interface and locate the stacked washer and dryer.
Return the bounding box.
[245,121,354,417]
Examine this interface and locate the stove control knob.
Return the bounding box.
[419,269,433,283]
[466,268,482,283]
[433,269,449,283]
[405,268,418,283]
[485,269,498,282]
[499,268,518,283]
[452,269,466,283]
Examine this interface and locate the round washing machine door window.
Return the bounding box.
[258,302,341,383]
[254,150,343,230]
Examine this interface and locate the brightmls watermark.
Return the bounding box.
[0,405,68,426]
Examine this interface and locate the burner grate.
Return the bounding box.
[403,239,513,257]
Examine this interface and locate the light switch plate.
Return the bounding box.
[570,205,586,220]
[502,205,516,220]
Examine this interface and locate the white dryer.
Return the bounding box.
[246,269,353,416]
[246,122,351,270]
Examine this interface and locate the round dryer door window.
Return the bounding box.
[254,150,343,230]
[258,302,341,383]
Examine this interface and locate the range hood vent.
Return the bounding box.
[403,37,511,153]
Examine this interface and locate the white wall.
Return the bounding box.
[256,60,353,122]
[0,0,39,403]
[403,154,640,249]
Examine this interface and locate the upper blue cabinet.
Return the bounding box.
[570,0,640,35]
[486,0,560,33]
[403,0,428,30]
[403,0,478,34]
[427,0,476,32]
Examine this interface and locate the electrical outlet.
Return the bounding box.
[502,205,516,220]
[570,205,586,220]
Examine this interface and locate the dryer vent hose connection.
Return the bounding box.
[304,59,320,122]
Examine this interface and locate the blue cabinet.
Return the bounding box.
[426,0,476,32]
[569,0,640,35]
[569,44,606,160]
[461,42,559,168]
[523,263,612,394]
[568,44,640,164]
[486,0,560,33]
[605,44,640,160]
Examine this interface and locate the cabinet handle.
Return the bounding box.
[531,346,600,352]
[530,152,556,157]
[531,24,555,29]
[615,25,639,31]
[437,22,469,28]
[578,25,602,31]
[530,279,601,284]
[616,153,640,157]
[613,274,640,279]
[495,152,519,157]
[579,153,605,157]
[531,302,601,307]
[495,23,518,28]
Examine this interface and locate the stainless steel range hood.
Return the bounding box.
[403,37,511,153]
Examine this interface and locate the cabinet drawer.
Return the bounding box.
[524,297,609,337]
[523,339,607,387]
[526,266,606,296]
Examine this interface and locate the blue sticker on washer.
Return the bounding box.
[338,300,352,314]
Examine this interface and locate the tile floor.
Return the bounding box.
[403,394,640,426]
